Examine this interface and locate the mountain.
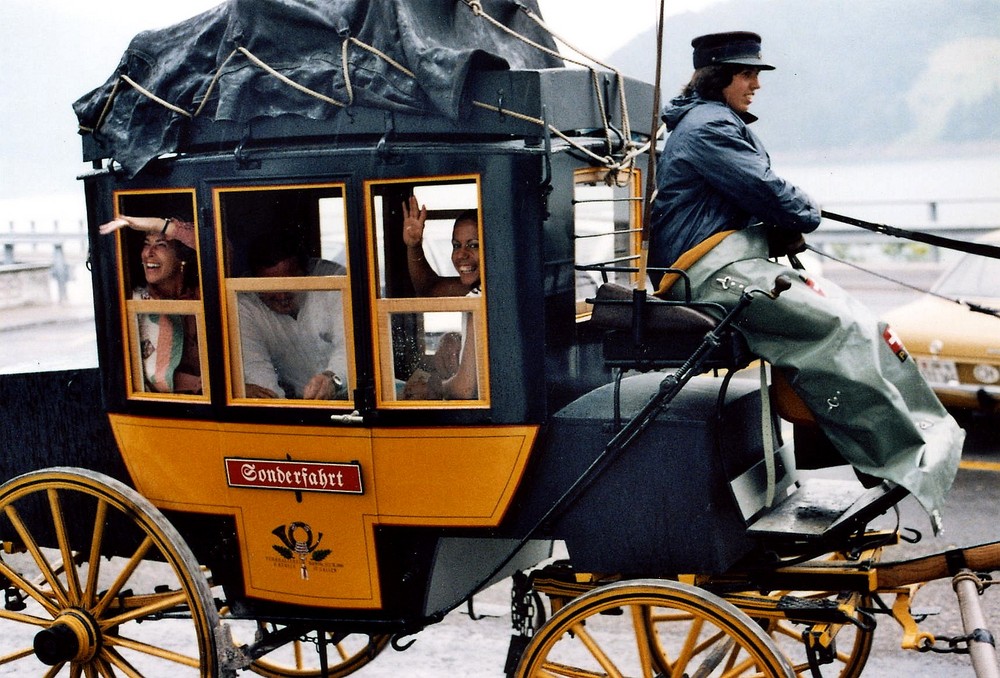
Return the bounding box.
[604,0,1000,158]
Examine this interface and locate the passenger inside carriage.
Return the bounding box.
[647,31,963,532]
[237,230,350,400]
[100,214,202,394]
[396,196,481,400]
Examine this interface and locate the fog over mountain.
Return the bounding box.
[603,0,1000,159]
[1,0,996,207]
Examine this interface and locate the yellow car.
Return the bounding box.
[883,230,1000,413]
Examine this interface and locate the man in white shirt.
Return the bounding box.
[239,238,348,400]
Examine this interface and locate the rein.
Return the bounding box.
[803,240,1000,320]
[821,210,1000,260]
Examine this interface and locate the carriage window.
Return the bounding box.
[365,176,489,407]
[215,184,355,405]
[113,190,208,401]
[574,168,644,317]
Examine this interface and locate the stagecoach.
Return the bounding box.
[1,2,997,676]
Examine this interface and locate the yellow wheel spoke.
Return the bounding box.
[83,499,108,608]
[719,651,759,678]
[628,605,657,678]
[294,639,307,668]
[0,551,60,617]
[3,504,70,609]
[106,633,201,668]
[100,646,144,677]
[649,611,695,623]
[91,535,154,618]
[0,607,53,627]
[47,488,83,606]
[537,661,606,677]
[94,653,120,677]
[333,638,352,662]
[0,645,40,665]
[669,615,704,676]
[571,621,624,678]
[100,590,188,629]
[773,622,804,642]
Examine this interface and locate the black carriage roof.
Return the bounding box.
[74,0,653,177]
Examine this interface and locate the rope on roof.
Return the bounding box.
[81,38,418,134]
[460,0,653,176]
[80,5,659,179]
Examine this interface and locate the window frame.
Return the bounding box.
[213,182,356,408]
[112,188,209,403]
[572,167,645,319]
[363,174,490,409]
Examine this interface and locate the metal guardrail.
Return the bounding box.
[2,221,88,303]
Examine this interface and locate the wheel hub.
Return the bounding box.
[33,609,100,665]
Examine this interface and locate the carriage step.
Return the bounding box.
[726,592,859,625]
[746,477,907,541]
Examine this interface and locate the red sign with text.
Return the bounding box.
[225,458,363,494]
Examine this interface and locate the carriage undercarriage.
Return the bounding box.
[3,476,997,677]
[2,281,997,677]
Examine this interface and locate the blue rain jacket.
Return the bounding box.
[649,94,822,272]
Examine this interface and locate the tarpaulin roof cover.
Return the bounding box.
[74,0,564,176]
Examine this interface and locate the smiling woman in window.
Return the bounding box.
[402,196,480,297]
[400,196,481,400]
[100,215,202,393]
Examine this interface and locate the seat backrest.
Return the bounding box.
[590,283,717,333]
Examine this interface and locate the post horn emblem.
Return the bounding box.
[271,522,331,580]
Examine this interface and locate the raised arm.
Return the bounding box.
[99,215,197,250]
[401,197,470,297]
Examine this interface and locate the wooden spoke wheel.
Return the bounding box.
[516,578,793,678]
[0,468,220,676]
[224,619,389,677]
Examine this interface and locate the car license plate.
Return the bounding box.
[917,358,958,384]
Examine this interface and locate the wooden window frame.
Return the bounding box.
[364,175,489,409]
[112,188,209,403]
[213,182,355,408]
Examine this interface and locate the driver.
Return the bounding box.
[648,32,963,532]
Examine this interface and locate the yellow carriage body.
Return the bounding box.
[110,414,536,608]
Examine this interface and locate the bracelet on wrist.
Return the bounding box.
[161,218,171,236]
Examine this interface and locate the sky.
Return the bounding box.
[0,0,729,222]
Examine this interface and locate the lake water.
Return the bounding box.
[782,152,1000,229]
